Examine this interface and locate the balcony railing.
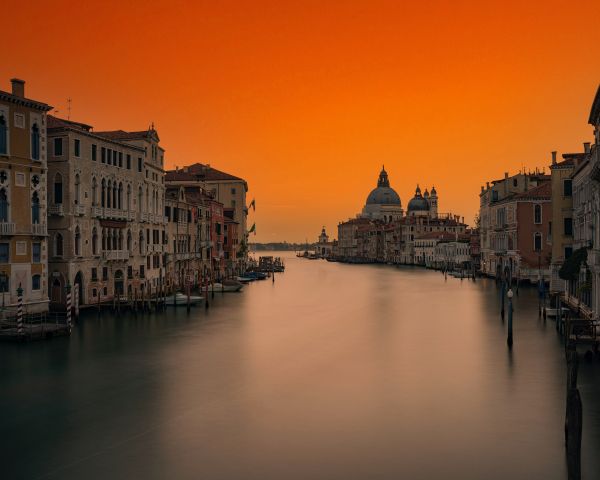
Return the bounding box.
[128,211,136,221]
[0,222,15,235]
[92,206,102,218]
[102,250,130,261]
[31,223,47,236]
[48,204,64,216]
[140,212,149,222]
[74,204,85,216]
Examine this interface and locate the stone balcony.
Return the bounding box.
[48,204,64,216]
[140,212,149,222]
[103,250,130,261]
[74,204,85,216]
[31,223,47,236]
[0,222,15,236]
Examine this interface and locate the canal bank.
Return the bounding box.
[2,251,600,480]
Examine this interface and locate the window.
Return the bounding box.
[534,204,542,224]
[512,178,518,187]
[492,190,498,202]
[91,267,98,281]
[138,157,143,172]
[54,173,63,204]
[231,188,236,194]
[55,233,63,257]
[119,152,123,168]
[0,189,8,222]
[54,138,63,156]
[534,232,542,251]
[563,179,572,197]
[74,138,80,157]
[31,192,40,223]
[565,246,573,259]
[101,147,106,163]
[32,242,41,263]
[126,154,131,169]
[564,218,573,236]
[31,123,40,160]
[0,272,9,293]
[113,150,117,165]
[140,265,145,278]
[32,274,41,291]
[0,115,7,155]
[92,144,97,161]
[0,243,8,263]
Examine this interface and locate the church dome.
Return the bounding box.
[366,167,401,206]
[407,185,430,212]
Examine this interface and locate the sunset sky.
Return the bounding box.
[3,0,600,242]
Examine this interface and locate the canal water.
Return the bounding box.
[2,252,600,479]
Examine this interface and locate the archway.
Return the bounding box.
[74,271,84,306]
[50,274,64,308]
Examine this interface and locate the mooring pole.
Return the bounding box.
[16,284,23,337]
[66,282,72,334]
[500,278,505,320]
[507,288,513,347]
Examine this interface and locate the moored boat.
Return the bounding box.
[168,293,204,306]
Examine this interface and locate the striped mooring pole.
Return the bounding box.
[66,282,72,333]
[74,283,80,320]
[16,284,23,336]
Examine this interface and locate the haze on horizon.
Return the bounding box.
[3,0,600,242]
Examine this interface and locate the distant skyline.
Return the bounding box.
[3,0,600,242]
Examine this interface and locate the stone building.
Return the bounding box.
[165,164,248,271]
[549,150,586,292]
[46,116,167,307]
[0,79,52,313]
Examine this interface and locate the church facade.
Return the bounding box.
[337,167,470,266]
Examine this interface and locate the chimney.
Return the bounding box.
[584,142,591,154]
[504,172,509,179]
[551,151,557,165]
[486,182,490,189]
[11,78,25,97]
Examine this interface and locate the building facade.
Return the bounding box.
[0,79,52,314]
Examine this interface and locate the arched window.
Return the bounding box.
[138,186,143,213]
[0,188,8,222]
[74,174,81,204]
[126,184,131,211]
[74,226,81,256]
[92,227,98,255]
[91,177,97,206]
[118,230,123,250]
[112,183,117,209]
[118,182,123,210]
[534,232,542,252]
[101,179,106,207]
[32,274,41,291]
[139,230,145,254]
[54,173,63,204]
[534,204,542,224]
[55,233,64,257]
[31,192,40,224]
[31,123,40,160]
[0,115,7,155]
[127,229,132,252]
[112,229,117,250]
[106,180,112,208]
[102,228,107,251]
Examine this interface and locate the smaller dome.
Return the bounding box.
[423,189,429,198]
[408,197,430,211]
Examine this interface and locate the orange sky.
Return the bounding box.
[3,0,600,242]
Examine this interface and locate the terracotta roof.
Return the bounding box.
[512,181,552,200]
[0,89,52,111]
[95,129,159,142]
[167,163,245,183]
[47,115,92,131]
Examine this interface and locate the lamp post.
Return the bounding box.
[507,288,513,347]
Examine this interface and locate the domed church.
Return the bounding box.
[360,167,438,222]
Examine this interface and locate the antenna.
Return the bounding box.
[67,97,72,120]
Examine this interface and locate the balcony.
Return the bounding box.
[92,206,102,218]
[31,223,47,236]
[48,204,64,216]
[74,204,85,216]
[0,222,15,236]
[102,250,130,261]
[128,211,136,221]
[140,212,149,222]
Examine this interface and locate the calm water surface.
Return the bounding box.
[3,252,600,479]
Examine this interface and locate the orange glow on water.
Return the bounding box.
[3,0,600,240]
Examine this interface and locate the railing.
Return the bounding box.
[128,211,136,221]
[102,250,130,261]
[74,204,85,216]
[140,212,149,222]
[91,206,102,218]
[31,223,47,236]
[48,204,64,216]
[0,222,15,235]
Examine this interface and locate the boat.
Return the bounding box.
[209,280,244,292]
[168,292,204,306]
[237,276,255,283]
[244,271,268,280]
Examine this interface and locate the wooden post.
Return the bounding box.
[565,346,582,480]
[16,284,23,337]
[205,279,209,309]
[66,283,72,334]
[500,279,505,320]
[507,288,513,347]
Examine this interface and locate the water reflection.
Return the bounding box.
[2,252,600,479]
